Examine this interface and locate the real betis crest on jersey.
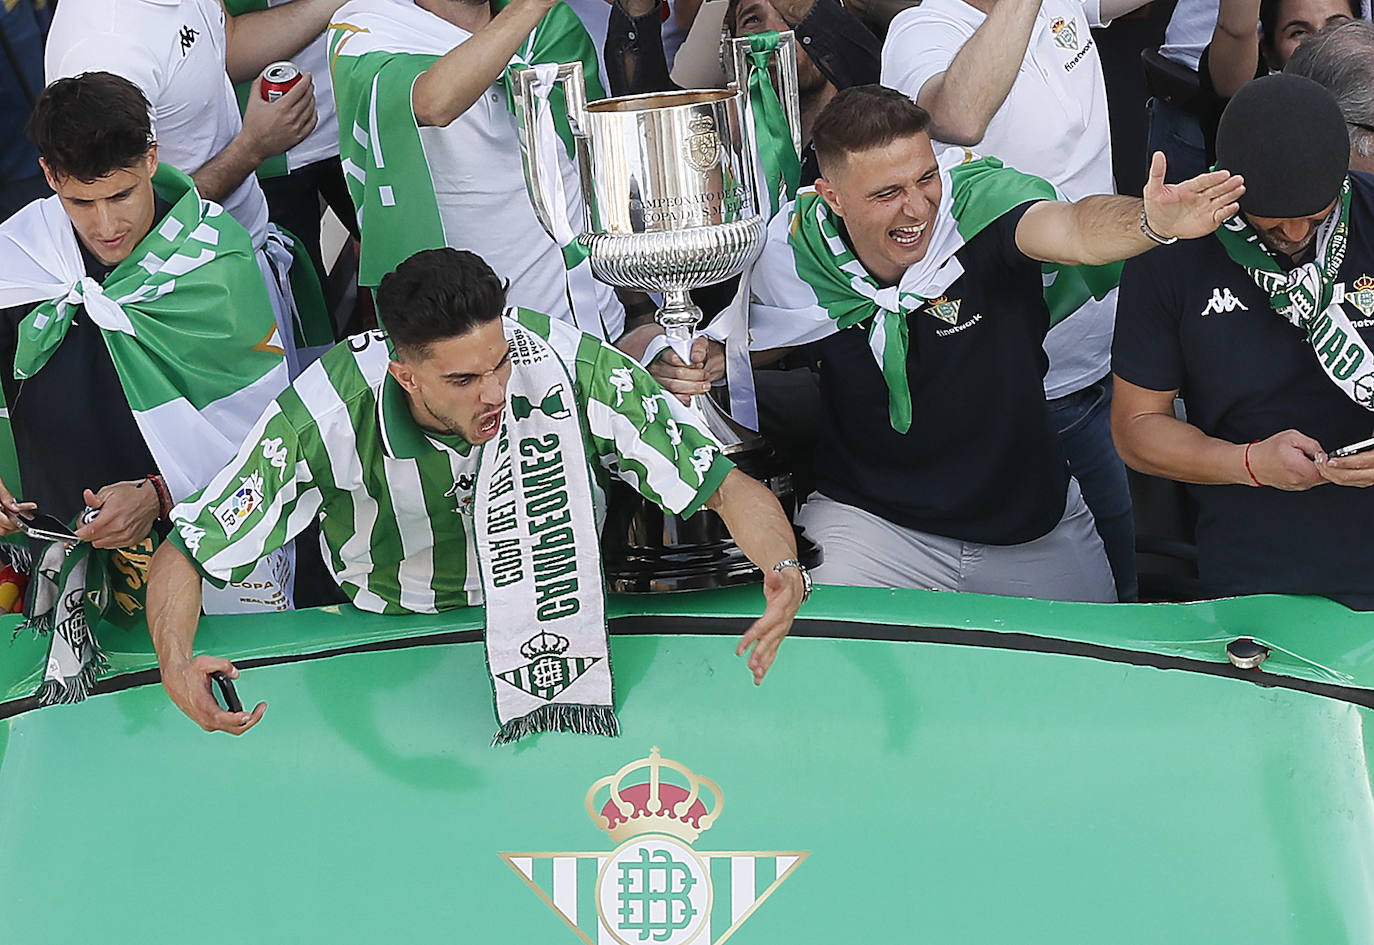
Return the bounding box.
[502,748,808,945]
[1347,275,1374,318]
[1050,16,1079,50]
[923,295,961,325]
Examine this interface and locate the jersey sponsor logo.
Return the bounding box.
[1200,287,1249,316]
[1050,17,1079,50]
[923,295,961,325]
[178,25,199,56]
[260,436,289,477]
[1347,275,1374,319]
[609,367,636,406]
[177,522,207,554]
[501,747,807,945]
[690,445,717,483]
[213,472,266,537]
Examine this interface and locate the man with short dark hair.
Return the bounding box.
[882,0,1152,601]
[1113,74,1374,608]
[46,0,345,373]
[747,86,1243,600]
[0,72,290,702]
[147,248,808,737]
[1285,19,1374,174]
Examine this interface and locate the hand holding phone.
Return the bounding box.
[15,511,80,544]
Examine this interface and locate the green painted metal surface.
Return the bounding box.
[2,587,1374,943]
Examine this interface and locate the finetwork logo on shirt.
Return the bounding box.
[1201,287,1249,317]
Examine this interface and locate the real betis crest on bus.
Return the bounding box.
[501,748,808,944]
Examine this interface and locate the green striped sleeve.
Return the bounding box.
[169,402,321,586]
[574,333,734,517]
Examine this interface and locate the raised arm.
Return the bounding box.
[1015,152,1245,266]
[1207,0,1262,99]
[411,0,558,127]
[909,0,1042,146]
[706,469,806,683]
[222,0,350,82]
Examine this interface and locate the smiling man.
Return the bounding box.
[147,248,809,737]
[745,86,1244,601]
[1112,74,1374,608]
[0,72,291,702]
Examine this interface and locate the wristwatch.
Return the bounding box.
[771,558,812,604]
[1139,207,1178,245]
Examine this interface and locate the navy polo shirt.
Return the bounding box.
[812,204,1071,546]
[1114,172,1374,605]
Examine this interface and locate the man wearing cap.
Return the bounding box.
[1113,73,1374,608]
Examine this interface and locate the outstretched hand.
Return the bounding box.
[162,655,267,735]
[736,566,805,684]
[1141,151,1246,241]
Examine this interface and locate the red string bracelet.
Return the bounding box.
[146,473,172,519]
[1243,440,1263,487]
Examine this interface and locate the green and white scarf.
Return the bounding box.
[0,165,292,702]
[755,150,1120,432]
[1214,179,1374,408]
[478,319,614,745]
[328,0,608,335]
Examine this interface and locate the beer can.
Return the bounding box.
[260,61,302,102]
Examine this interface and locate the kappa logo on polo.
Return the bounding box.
[178,25,199,56]
[1050,16,1079,50]
[501,747,808,945]
[496,630,601,702]
[1201,287,1249,316]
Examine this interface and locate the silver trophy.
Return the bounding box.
[514,36,816,590]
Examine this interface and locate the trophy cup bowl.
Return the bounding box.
[514,52,818,591]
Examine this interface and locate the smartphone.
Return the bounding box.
[1332,436,1374,458]
[14,511,79,544]
[210,671,244,714]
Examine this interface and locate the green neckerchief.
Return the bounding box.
[1213,179,1374,408]
[787,155,1056,432]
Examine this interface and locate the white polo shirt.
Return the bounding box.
[882,0,1117,398]
[46,0,271,248]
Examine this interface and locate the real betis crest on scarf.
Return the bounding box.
[0,164,289,703]
[1214,179,1374,409]
[784,150,1120,432]
[327,0,605,288]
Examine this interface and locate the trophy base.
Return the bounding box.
[601,433,822,593]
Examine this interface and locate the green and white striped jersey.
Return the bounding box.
[169,309,733,614]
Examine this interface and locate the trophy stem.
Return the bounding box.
[655,289,756,453]
[659,288,702,341]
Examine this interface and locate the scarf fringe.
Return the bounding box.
[15,611,53,638]
[34,646,109,706]
[1,542,34,575]
[491,703,620,746]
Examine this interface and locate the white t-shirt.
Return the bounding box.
[1159,0,1218,71]
[419,84,624,338]
[882,0,1117,398]
[45,0,270,247]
